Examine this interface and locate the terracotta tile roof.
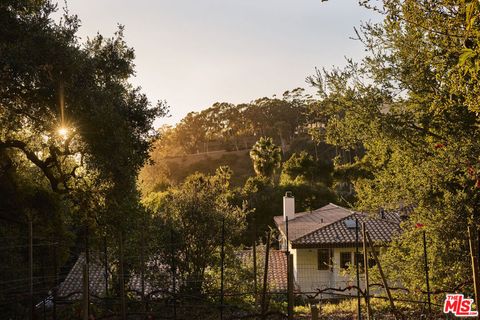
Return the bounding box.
[274,203,353,241]
[58,249,290,301]
[237,249,289,292]
[56,252,159,300]
[267,250,288,292]
[274,203,403,248]
[57,253,106,300]
[295,212,401,248]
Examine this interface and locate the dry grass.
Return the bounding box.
[292,297,450,319]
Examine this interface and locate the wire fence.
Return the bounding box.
[0,218,474,320]
[1,217,292,320]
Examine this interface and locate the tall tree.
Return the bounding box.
[249,137,282,180]
[309,0,480,293]
[147,169,247,294]
[0,0,165,314]
[280,151,333,186]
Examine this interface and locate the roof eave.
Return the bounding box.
[291,240,392,249]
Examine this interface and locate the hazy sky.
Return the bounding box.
[58,0,380,126]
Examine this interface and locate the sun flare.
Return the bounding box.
[57,126,69,139]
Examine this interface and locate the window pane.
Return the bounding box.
[340,252,352,269]
[354,253,364,268]
[368,251,379,268]
[317,249,330,270]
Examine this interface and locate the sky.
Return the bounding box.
[57,0,381,126]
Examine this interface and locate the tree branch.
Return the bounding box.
[0,139,68,193]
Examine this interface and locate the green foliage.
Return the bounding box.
[307,0,480,293]
[454,0,480,113]
[241,174,336,244]
[0,0,164,315]
[145,169,249,294]
[241,175,280,242]
[281,151,333,186]
[249,137,282,180]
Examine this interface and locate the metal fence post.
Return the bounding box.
[83,262,89,320]
[119,231,127,320]
[29,217,33,320]
[104,236,108,297]
[220,218,225,320]
[140,218,146,313]
[171,227,177,320]
[422,230,431,317]
[261,231,271,318]
[355,218,361,320]
[253,240,257,304]
[53,242,57,320]
[287,254,294,320]
[362,222,372,320]
[286,217,294,320]
[85,226,90,317]
[468,226,479,319]
[311,303,319,320]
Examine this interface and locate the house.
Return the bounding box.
[274,192,405,296]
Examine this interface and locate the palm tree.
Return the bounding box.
[249,137,282,180]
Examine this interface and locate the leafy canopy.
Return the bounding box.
[308,0,480,292]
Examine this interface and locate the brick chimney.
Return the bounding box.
[283,191,295,221]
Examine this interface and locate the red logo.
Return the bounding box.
[443,294,478,317]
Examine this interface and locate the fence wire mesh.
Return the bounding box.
[0,219,469,319]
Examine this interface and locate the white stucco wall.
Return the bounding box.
[293,247,360,295]
[294,248,332,293]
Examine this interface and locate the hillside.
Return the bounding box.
[138,133,340,196]
[139,149,254,193]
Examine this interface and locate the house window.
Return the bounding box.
[340,252,352,269]
[354,253,364,268]
[368,251,379,268]
[317,249,331,270]
[354,252,378,268]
